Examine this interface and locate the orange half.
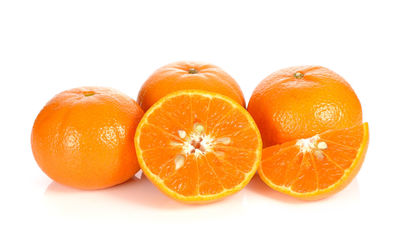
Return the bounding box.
[135,90,262,202]
[259,123,369,200]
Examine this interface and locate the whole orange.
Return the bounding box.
[137,61,245,111]
[31,87,144,190]
[248,66,362,147]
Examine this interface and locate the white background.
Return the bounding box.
[1,0,399,251]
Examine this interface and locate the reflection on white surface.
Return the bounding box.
[43,174,360,223]
[45,176,186,210]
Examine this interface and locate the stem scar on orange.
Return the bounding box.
[259,123,369,200]
[31,87,144,190]
[134,90,262,203]
[137,61,245,111]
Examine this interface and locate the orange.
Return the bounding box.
[137,61,245,111]
[248,66,362,147]
[31,87,144,190]
[259,123,369,200]
[135,90,262,202]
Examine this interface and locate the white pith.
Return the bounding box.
[296,135,328,160]
[182,133,215,157]
[171,123,230,169]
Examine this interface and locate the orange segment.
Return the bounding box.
[205,152,245,190]
[163,155,198,196]
[196,156,225,195]
[259,123,369,200]
[135,90,262,202]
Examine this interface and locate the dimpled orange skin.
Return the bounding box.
[137,61,245,111]
[31,87,144,190]
[248,66,362,147]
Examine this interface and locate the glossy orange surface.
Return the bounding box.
[248,66,362,147]
[31,87,144,189]
[137,61,245,111]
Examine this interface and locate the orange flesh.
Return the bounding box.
[259,123,369,200]
[135,90,262,202]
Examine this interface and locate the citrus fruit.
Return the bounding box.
[135,90,262,202]
[31,87,144,190]
[259,123,369,200]
[137,61,245,111]
[248,66,362,147]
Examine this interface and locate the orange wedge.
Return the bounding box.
[259,123,369,200]
[135,90,262,203]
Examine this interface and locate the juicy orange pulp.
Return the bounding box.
[135,90,262,202]
[259,123,369,200]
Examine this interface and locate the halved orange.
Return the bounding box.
[259,123,369,200]
[135,90,262,203]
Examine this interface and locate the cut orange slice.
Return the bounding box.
[259,123,369,200]
[135,90,262,202]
